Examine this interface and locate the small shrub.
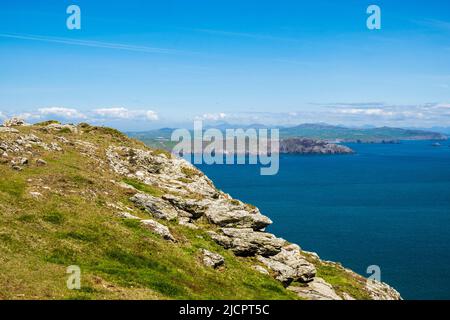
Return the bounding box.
[35,120,60,126]
[181,166,201,178]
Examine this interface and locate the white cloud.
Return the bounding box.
[0,111,6,120]
[93,107,158,121]
[93,107,132,119]
[337,108,395,116]
[196,112,227,121]
[38,107,86,119]
[146,110,159,121]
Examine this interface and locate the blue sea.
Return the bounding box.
[197,140,450,300]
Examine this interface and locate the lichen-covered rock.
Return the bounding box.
[204,199,272,230]
[119,212,141,219]
[257,244,316,285]
[0,127,19,133]
[130,193,178,221]
[199,249,225,269]
[162,194,208,219]
[106,146,218,197]
[41,123,79,134]
[253,265,269,275]
[178,217,198,229]
[2,117,28,127]
[141,219,175,241]
[365,279,402,300]
[288,277,342,300]
[208,228,285,256]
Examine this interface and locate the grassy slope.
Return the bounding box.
[0,124,375,300]
[0,125,296,300]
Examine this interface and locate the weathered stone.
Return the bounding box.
[106,146,218,197]
[209,228,285,257]
[205,199,272,230]
[41,123,79,134]
[288,277,342,300]
[365,279,402,300]
[119,212,141,219]
[162,194,208,219]
[29,191,43,198]
[11,157,28,166]
[253,265,270,275]
[257,244,316,285]
[141,219,175,241]
[130,193,178,221]
[2,117,28,127]
[178,217,199,229]
[36,159,47,166]
[199,249,225,269]
[0,127,19,133]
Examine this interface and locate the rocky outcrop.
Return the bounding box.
[208,228,285,257]
[205,199,272,230]
[39,123,79,134]
[141,219,175,242]
[162,194,208,219]
[257,244,316,285]
[0,127,19,133]
[288,277,343,300]
[106,146,218,198]
[199,249,225,269]
[130,193,178,221]
[2,117,28,127]
[365,279,402,300]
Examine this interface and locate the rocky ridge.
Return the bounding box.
[0,118,401,300]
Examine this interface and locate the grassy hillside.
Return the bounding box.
[0,122,399,300]
[0,124,295,300]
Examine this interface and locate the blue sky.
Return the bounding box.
[0,0,450,130]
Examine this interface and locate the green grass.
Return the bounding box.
[122,178,164,197]
[43,211,66,225]
[181,166,201,178]
[0,123,373,300]
[316,263,371,300]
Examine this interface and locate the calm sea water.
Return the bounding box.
[197,140,450,300]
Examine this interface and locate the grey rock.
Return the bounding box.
[178,217,199,229]
[162,194,207,219]
[0,127,19,133]
[205,199,272,230]
[119,212,141,219]
[36,159,47,166]
[141,219,175,241]
[209,228,285,257]
[253,265,270,275]
[2,117,28,127]
[41,123,79,134]
[199,249,225,269]
[365,279,402,300]
[130,193,178,221]
[257,244,316,285]
[288,277,342,300]
[11,157,28,166]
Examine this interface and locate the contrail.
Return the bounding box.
[0,33,185,55]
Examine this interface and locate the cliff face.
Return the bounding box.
[0,118,400,300]
[279,138,354,154]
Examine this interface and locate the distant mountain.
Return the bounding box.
[127,123,448,148]
[279,124,448,142]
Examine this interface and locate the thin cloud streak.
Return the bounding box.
[0,33,186,55]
